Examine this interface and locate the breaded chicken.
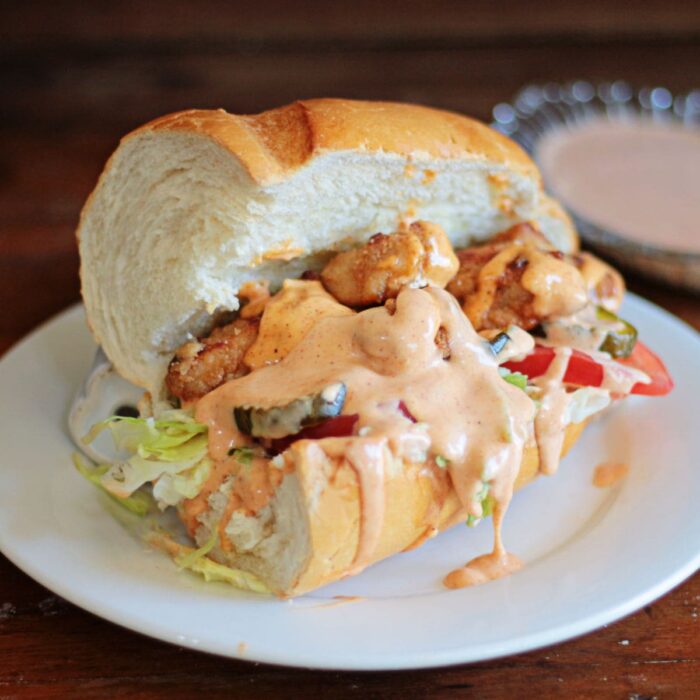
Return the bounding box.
[166,318,259,403]
[320,221,459,307]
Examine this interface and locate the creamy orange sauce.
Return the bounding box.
[263,247,305,261]
[403,461,451,551]
[593,461,629,488]
[521,250,587,318]
[345,439,391,572]
[596,353,650,394]
[186,250,633,589]
[464,243,587,328]
[538,120,700,253]
[244,280,353,370]
[180,459,235,535]
[196,287,534,578]
[539,313,609,354]
[309,595,366,609]
[578,252,625,313]
[486,325,535,362]
[443,506,523,588]
[533,347,572,475]
[444,551,523,588]
[239,280,271,319]
[180,454,287,547]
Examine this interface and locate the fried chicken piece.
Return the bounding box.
[447,223,588,331]
[320,221,459,307]
[166,318,259,403]
[490,222,551,248]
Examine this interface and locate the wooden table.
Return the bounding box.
[2,2,699,697]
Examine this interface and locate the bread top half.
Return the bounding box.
[77,98,577,397]
[143,99,539,185]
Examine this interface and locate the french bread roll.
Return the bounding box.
[77,98,577,399]
[77,98,594,598]
[193,421,586,597]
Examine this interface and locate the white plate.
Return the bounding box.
[0,294,698,670]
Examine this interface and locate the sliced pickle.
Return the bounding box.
[596,307,638,358]
[233,382,347,439]
[487,331,510,357]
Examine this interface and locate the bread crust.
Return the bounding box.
[136,99,540,187]
[268,421,586,597]
[77,98,578,395]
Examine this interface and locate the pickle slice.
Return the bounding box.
[596,307,638,358]
[233,382,347,439]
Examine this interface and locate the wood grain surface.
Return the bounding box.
[1,2,699,697]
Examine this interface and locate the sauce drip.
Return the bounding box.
[538,119,700,253]
[464,242,588,328]
[443,505,523,588]
[244,279,353,369]
[195,286,535,578]
[533,347,572,475]
[593,461,629,488]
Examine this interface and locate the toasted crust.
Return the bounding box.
[138,99,540,186]
[217,421,586,597]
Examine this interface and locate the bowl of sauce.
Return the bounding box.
[492,82,700,291]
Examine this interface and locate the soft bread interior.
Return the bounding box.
[193,473,311,594]
[78,101,576,399]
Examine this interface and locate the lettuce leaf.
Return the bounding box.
[152,458,212,507]
[175,523,219,570]
[565,387,611,425]
[82,410,210,506]
[184,555,270,593]
[84,409,207,461]
[466,483,494,527]
[499,367,528,391]
[148,531,269,594]
[72,452,154,516]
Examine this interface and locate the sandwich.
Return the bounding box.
[75,99,673,597]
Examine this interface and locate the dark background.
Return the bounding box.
[1,2,699,697]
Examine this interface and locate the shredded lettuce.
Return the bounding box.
[72,452,154,516]
[82,410,210,507]
[148,531,269,594]
[185,555,270,593]
[499,367,528,391]
[152,458,212,507]
[467,483,494,527]
[435,454,450,469]
[175,525,219,570]
[481,493,495,518]
[84,409,207,461]
[80,410,269,594]
[565,387,611,425]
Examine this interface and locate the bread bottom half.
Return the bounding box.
[200,421,586,597]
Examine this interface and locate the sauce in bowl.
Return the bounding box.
[537,120,700,254]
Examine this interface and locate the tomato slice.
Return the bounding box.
[503,346,603,388]
[269,400,415,454]
[502,341,673,396]
[618,341,674,396]
[398,400,417,422]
